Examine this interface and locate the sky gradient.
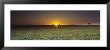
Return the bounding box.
[11,10,100,25]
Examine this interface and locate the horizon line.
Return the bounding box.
[11,24,100,25]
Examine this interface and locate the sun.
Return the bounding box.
[50,20,62,27]
[54,23,59,27]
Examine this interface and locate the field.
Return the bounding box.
[11,25,100,40]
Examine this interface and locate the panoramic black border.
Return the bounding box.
[0,0,109,50]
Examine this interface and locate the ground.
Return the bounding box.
[11,25,100,40]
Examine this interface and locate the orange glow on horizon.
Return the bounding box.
[54,24,59,27]
[50,19,60,23]
[50,20,62,27]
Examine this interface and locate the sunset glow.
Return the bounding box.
[52,21,60,27]
[11,11,100,25]
[54,24,59,27]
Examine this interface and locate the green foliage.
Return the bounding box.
[11,25,100,40]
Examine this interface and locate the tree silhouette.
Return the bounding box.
[88,23,91,25]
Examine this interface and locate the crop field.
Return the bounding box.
[11,25,100,40]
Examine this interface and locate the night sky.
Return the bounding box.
[11,10,100,25]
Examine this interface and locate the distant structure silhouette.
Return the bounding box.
[58,24,60,26]
[88,23,91,25]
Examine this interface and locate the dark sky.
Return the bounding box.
[11,10,100,25]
